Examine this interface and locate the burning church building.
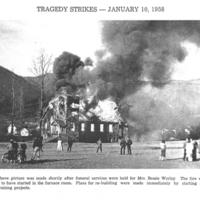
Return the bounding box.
[41,86,125,142]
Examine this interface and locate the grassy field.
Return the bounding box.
[0,141,200,169]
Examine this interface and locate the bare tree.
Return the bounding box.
[19,87,24,122]
[30,49,52,132]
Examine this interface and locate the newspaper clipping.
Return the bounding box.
[0,0,200,199]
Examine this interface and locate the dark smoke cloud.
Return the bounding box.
[94,21,200,138]
[53,52,98,93]
[53,51,84,90]
[95,21,200,101]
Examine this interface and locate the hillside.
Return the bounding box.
[0,66,40,119]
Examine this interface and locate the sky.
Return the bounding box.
[0,20,103,76]
[173,41,200,81]
[1,20,200,81]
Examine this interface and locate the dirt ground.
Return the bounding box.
[0,141,200,169]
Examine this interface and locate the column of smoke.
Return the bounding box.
[94,21,200,140]
[53,51,100,118]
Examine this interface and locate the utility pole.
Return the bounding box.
[11,73,15,135]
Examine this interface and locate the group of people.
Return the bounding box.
[160,137,200,162]
[183,138,199,162]
[1,139,27,163]
[56,136,74,152]
[2,134,77,164]
[120,136,133,155]
[1,135,43,164]
[95,136,133,155]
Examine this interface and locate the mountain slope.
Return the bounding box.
[0,66,40,117]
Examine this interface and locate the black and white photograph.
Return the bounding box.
[1,20,200,169]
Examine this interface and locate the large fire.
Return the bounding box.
[52,21,200,139]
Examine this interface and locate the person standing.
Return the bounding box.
[57,136,63,152]
[2,139,14,163]
[67,137,74,152]
[38,135,43,152]
[126,137,132,155]
[13,140,19,163]
[192,140,198,161]
[96,138,102,153]
[183,138,188,161]
[31,135,43,160]
[160,140,166,161]
[186,138,193,161]
[120,137,126,155]
[18,142,27,163]
[7,139,14,161]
